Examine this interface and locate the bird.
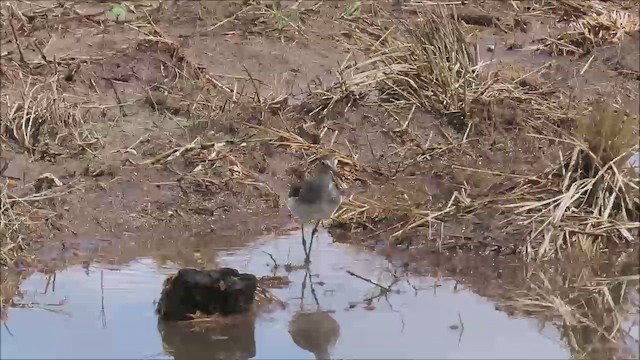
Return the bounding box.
[287,155,342,264]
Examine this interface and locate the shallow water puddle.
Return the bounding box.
[1,231,570,359]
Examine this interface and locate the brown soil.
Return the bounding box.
[1,0,639,333]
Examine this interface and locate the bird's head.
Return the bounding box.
[317,155,339,174]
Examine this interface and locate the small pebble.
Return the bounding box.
[487,45,495,52]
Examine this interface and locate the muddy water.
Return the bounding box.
[0,230,576,359]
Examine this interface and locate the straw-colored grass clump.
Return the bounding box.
[328,3,639,259]
[539,0,640,55]
[504,103,639,259]
[0,75,92,154]
[0,182,23,267]
[576,104,638,174]
[503,260,639,358]
[572,103,639,221]
[341,4,480,117]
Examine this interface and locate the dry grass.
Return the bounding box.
[0,179,82,267]
[0,180,60,323]
[501,259,640,359]
[0,182,23,267]
[245,122,365,187]
[143,132,281,205]
[575,104,639,219]
[576,103,638,171]
[0,267,26,322]
[471,61,584,132]
[0,73,94,154]
[0,62,93,270]
[319,4,639,260]
[498,104,640,260]
[334,2,583,135]
[339,4,480,118]
[537,0,640,56]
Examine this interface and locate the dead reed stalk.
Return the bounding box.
[537,0,640,55]
[341,4,480,116]
[504,265,639,358]
[1,73,91,154]
[503,104,639,259]
[0,181,23,267]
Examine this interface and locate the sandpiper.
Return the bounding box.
[287,155,342,263]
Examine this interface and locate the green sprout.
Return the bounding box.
[271,1,288,30]
[109,3,127,22]
[343,1,361,18]
[85,150,95,164]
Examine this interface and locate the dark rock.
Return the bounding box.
[156,267,258,321]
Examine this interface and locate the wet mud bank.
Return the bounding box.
[0,231,590,359]
[1,224,638,359]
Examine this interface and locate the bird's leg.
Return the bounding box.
[307,220,320,261]
[299,268,308,310]
[310,220,321,241]
[304,223,312,265]
[308,269,320,309]
[301,223,309,259]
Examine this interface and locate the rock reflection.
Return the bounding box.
[158,314,256,360]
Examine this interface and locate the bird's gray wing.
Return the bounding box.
[296,177,326,204]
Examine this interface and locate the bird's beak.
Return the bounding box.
[329,159,339,173]
[329,159,344,187]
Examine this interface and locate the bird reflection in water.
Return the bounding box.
[288,267,341,360]
[157,313,256,360]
